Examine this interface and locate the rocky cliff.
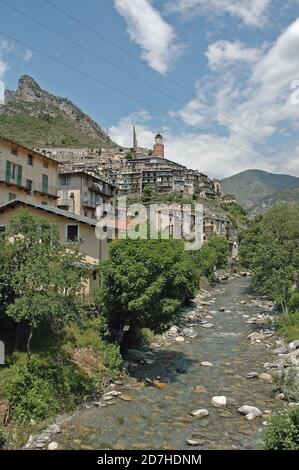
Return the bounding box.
[0,75,118,149]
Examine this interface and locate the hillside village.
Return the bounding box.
[0,76,240,288]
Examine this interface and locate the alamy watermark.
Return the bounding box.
[290,80,299,105]
[95,197,204,251]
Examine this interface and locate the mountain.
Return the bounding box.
[0,75,118,149]
[221,169,299,209]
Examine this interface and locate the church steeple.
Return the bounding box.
[133,125,138,151]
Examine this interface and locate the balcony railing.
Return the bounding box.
[34,183,58,198]
[0,172,30,191]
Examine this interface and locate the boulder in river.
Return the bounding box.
[186,439,202,446]
[259,373,273,383]
[211,396,227,407]
[182,327,198,339]
[238,405,262,417]
[175,336,185,343]
[246,372,259,379]
[189,409,209,418]
[48,442,58,450]
[202,323,214,329]
[200,361,214,367]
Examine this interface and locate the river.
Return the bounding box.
[53,277,277,450]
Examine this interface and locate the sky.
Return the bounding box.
[1,0,299,178]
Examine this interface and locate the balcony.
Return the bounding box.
[0,172,31,191]
[88,181,113,197]
[33,183,58,198]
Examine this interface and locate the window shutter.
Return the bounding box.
[17,165,22,186]
[5,161,11,183]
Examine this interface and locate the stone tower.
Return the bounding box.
[153,132,164,158]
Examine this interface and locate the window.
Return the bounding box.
[41,201,48,206]
[92,271,97,281]
[43,158,49,169]
[42,174,48,193]
[60,174,70,186]
[11,146,18,156]
[84,210,88,217]
[8,193,16,201]
[27,154,33,166]
[26,179,33,192]
[66,225,79,242]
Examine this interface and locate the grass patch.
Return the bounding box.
[277,311,299,341]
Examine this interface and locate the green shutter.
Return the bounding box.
[5,161,11,183]
[42,174,48,193]
[16,165,22,187]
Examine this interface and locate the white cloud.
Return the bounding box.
[114,0,183,73]
[166,0,271,27]
[205,40,262,69]
[167,17,299,176]
[110,17,299,178]
[23,49,33,62]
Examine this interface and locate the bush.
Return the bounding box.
[264,406,299,450]
[0,356,95,423]
[273,364,299,402]
[277,312,299,341]
[102,343,123,375]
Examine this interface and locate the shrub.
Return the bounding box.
[273,364,299,402]
[0,356,95,423]
[264,406,299,450]
[102,343,123,375]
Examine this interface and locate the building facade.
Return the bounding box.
[57,170,118,219]
[0,135,58,207]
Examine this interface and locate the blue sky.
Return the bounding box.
[1,0,299,177]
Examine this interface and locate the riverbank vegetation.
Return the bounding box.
[239,202,299,336]
[0,210,229,448]
[239,202,299,450]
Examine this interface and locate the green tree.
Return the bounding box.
[239,203,299,322]
[1,209,89,357]
[99,238,196,346]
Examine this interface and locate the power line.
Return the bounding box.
[0,0,278,158]
[43,0,292,158]
[0,29,282,171]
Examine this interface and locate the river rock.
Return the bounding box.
[219,307,225,312]
[247,332,265,342]
[202,323,214,329]
[238,405,262,418]
[105,390,122,397]
[182,327,198,339]
[169,326,179,335]
[272,346,288,355]
[200,361,213,367]
[186,439,202,446]
[246,372,259,379]
[211,396,227,407]
[48,442,58,451]
[189,409,209,418]
[259,373,273,383]
[289,340,299,351]
[175,336,185,343]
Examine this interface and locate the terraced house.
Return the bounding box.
[0,135,58,206]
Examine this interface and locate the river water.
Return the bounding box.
[55,277,277,450]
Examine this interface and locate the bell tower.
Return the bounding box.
[153,132,164,158]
